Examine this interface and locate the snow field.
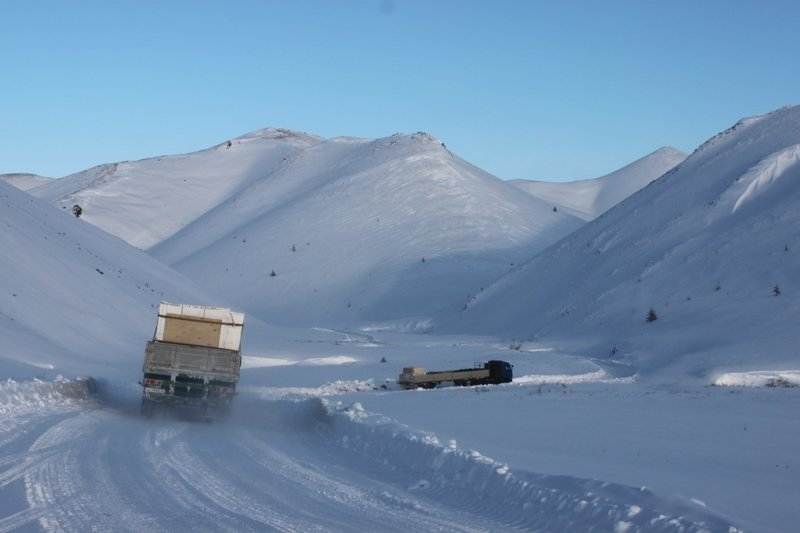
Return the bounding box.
[713,370,800,388]
[321,398,737,532]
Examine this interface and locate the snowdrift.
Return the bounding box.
[0,378,92,418]
[319,399,737,532]
[453,105,800,379]
[510,146,685,220]
[35,129,584,326]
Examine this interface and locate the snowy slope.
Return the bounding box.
[36,130,583,326]
[152,133,583,325]
[0,172,51,191]
[33,129,321,249]
[0,179,206,377]
[510,147,686,220]
[454,106,800,379]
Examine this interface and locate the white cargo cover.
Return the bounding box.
[154,302,244,351]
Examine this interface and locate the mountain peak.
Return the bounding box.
[0,172,52,191]
[651,146,686,158]
[233,127,324,144]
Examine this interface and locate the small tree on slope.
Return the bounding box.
[646,308,658,323]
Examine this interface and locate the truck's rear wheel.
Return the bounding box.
[141,398,156,418]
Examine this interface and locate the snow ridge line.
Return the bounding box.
[320,399,739,533]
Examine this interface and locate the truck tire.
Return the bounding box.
[141,398,156,418]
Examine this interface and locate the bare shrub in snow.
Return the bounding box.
[646,309,658,323]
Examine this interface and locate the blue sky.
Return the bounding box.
[2,1,798,180]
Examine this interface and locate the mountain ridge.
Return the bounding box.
[509,146,686,220]
[451,105,800,380]
[33,128,584,326]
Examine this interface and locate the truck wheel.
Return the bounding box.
[141,399,155,418]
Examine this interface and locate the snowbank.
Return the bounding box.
[0,378,91,417]
[242,380,376,400]
[320,399,738,532]
[713,370,800,388]
[242,355,357,369]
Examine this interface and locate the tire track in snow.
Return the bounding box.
[0,506,48,533]
[0,409,80,532]
[4,397,740,532]
[216,428,489,532]
[24,412,124,532]
[158,438,308,532]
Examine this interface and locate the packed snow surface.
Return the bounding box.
[4,331,791,531]
[509,147,685,220]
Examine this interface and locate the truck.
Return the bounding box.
[141,302,245,419]
[398,360,513,389]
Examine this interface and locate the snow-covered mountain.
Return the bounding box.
[34,129,584,326]
[0,172,52,191]
[454,106,800,380]
[33,129,322,249]
[0,179,205,377]
[510,147,686,220]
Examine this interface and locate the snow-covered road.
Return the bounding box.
[0,387,737,533]
[2,405,497,532]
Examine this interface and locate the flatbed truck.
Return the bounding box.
[398,360,513,389]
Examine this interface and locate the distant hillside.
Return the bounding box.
[0,179,204,377]
[510,147,686,220]
[34,129,583,326]
[0,172,52,191]
[453,106,800,380]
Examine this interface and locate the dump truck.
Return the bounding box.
[398,360,513,389]
[141,302,244,419]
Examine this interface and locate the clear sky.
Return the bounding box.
[2,1,798,181]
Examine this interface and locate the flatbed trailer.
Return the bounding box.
[398,360,513,389]
[141,302,244,419]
